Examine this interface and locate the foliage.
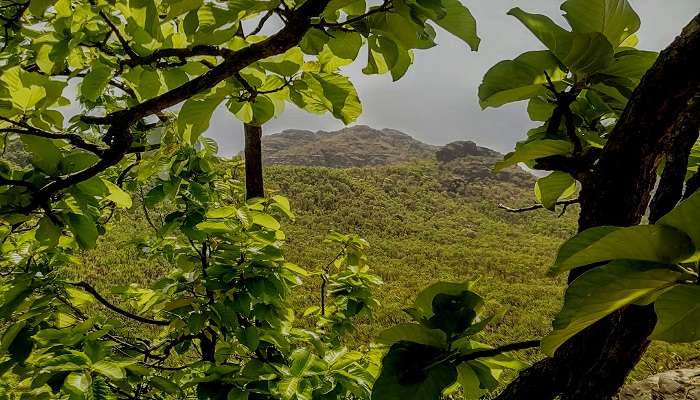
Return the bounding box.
[482,0,700,363]
[372,282,527,400]
[543,192,700,354]
[0,0,486,397]
[480,0,658,207]
[0,140,384,399]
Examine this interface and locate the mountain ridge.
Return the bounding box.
[261,125,498,168]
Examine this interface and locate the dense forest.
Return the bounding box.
[0,0,699,399]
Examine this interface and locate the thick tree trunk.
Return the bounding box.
[244,123,265,200]
[497,13,700,400]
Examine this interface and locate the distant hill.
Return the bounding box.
[262,125,533,186]
[262,125,438,167]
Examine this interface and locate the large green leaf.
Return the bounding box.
[551,225,694,275]
[599,49,657,81]
[542,261,682,355]
[658,190,700,255]
[535,171,577,210]
[651,285,700,343]
[432,0,480,51]
[66,213,99,249]
[81,63,112,102]
[561,0,640,46]
[479,51,566,109]
[178,90,226,144]
[508,8,614,75]
[377,323,448,348]
[494,139,573,171]
[413,281,475,318]
[63,372,91,396]
[372,342,457,400]
[93,360,126,380]
[20,135,62,175]
[290,72,362,124]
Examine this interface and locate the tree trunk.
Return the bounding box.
[244,123,264,200]
[497,13,700,400]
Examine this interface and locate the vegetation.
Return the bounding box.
[0,0,699,398]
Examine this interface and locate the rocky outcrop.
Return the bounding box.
[435,140,500,162]
[262,126,437,168]
[618,369,700,400]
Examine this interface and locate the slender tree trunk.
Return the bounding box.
[244,123,265,200]
[497,13,700,400]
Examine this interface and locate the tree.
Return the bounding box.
[479,2,700,398]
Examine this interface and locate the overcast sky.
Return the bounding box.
[207,1,699,156]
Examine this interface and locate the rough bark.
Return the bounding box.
[244,123,265,200]
[497,13,700,400]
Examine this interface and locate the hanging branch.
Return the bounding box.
[68,281,170,326]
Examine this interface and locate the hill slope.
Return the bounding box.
[80,128,697,382]
[262,125,438,167]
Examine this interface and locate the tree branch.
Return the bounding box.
[68,281,170,326]
[453,340,540,364]
[498,198,579,213]
[0,117,105,156]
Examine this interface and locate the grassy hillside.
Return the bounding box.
[79,159,699,381]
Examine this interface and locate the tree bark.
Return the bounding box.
[244,123,265,200]
[497,13,700,400]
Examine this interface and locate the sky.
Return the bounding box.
[207,1,700,156]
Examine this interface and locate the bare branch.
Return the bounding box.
[68,281,170,326]
[498,198,579,213]
[453,340,540,364]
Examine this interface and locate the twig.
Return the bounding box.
[453,339,540,364]
[498,198,579,213]
[69,281,170,326]
[249,10,274,36]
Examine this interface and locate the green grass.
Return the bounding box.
[79,160,699,383]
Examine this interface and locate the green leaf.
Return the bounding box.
[259,48,304,76]
[599,49,657,81]
[63,372,91,396]
[432,0,480,51]
[103,180,132,208]
[178,90,225,144]
[508,8,614,75]
[66,213,99,249]
[542,261,682,355]
[535,172,576,211]
[377,323,448,348]
[494,140,573,171]
[20,135,62,174]
[413,281,475,318]
[658,190,700,255]
[206,206,237,219]
[36,216,61,247]
[651,285,700,343]
[372,342,457,400]
[93,360,126,380]
[479,51,566,109]
[291,72,362,124]
[551,225,695,275]
[150,376,181,394]
[250,212,280,230]
[561,0,640,46]
[455,363,488,399]
[81,63,112,102]
[327,31,363,60]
